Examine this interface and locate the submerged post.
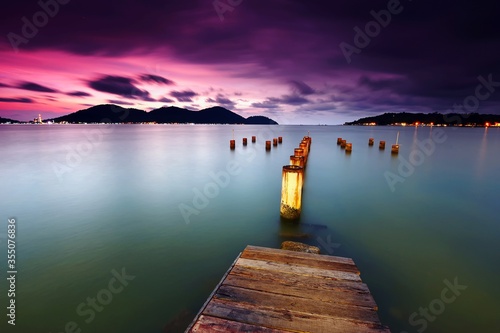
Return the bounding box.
[392,132,399,154]
[290,155,304,168]
[243,138,247,146]
[337,137,342,145]
[230,140,235,150]
[379,141,386,150]
[273,138,278,146]
[265,140,271,151]
[340,140,347,149]
[303,136,311,150]
[345,143,352,153]
[280,165,304,220]
[278,136,283,144]
[299,142,309,165]
[252,136,256,143]
[369,138,374,146]
[294,148,304,157]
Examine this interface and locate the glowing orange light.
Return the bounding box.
[485,122,490,127]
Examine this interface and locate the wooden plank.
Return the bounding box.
[242,246,360,274]
[189,315,295,333]
[224,270,377,309]
[214,285,381,324]
[204,298,391,333]
[245,246,356,265]
[235,257,361,282]
[230,265,370,294]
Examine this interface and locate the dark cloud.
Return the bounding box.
[88,75,153,101]
[17,82,58,93]
[251,92,311,110]
[270,95,311,106]
[170,90,198,102]
[158,97,175,103]
[67,91,92,97]
[251,101,280,109]
[107,100,135,106]
[206,94,236,108]
[139,74,175,85]
[289,80,315,95]
[0,82,11,88]
[0,97,34,103]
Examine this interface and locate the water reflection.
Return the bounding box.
[476,127,488,178]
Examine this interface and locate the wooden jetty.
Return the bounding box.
[186,245,390,333]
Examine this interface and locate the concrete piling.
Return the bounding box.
[280,165,304,220]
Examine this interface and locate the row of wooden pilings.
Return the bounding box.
[280,136,312,220]
[337,137,399,154]
[230,136,283,149]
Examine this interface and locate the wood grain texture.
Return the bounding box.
[186,245,389,333]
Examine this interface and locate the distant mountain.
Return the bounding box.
[50,104,148,123]
[148,106,247,124]
[0,116,20,124]
[49,104,278,124]
[245,115,278,125]
[344,112,500,126]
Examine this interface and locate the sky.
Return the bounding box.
[1,0,499,124]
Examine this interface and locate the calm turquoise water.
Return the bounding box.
[0,124,499,333]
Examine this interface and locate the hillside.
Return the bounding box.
[344,112,500,126]
[49,104,278,124]
[0,116,21,124]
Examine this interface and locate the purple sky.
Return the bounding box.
[1,0,499,124]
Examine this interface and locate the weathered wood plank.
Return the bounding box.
[187,246,389,332]
[235,257,361,282]
[214,285,381,324]
[230,265,370,294]
[189,315,295,333]
[204,298,391,333]
[224,270,377,309]
[246,245,355,264]
[242,246,360,274]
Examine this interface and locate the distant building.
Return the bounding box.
[33,114,43,124]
